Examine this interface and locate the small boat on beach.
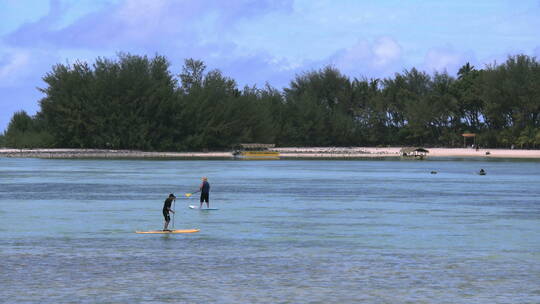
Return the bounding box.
[232,143,280,160]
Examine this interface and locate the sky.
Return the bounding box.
[1,0,540,131]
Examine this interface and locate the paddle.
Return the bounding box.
[184,190,199,198]
[172,198,175,229]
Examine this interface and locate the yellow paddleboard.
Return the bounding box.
[135,229,200,234]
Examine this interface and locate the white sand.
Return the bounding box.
[275,147,540,159]
[1,147,540,159]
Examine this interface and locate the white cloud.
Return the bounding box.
[421,47,473,74]
[372,37,402,67]
[0,46,58,95]
[327,37,403,78]
[117,0,168,23]
[0,50,31,87]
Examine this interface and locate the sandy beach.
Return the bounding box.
[275,147,540,159]
[1,147,540,159]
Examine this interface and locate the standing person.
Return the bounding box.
[163,194,176,231]
[199,177,210,209]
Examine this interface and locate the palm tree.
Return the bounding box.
[457,62,475,79]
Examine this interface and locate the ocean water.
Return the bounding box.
[1,158,539,303]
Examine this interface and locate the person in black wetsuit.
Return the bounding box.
[163,193,176,231]
[199,177,210,209]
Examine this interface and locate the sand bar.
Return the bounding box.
[1,147,540,159]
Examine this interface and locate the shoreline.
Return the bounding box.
[1,147,540,159]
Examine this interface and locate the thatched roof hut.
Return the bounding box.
[400,147,429,159]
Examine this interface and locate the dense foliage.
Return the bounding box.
[3,53,540,150]
[2,111,53,148]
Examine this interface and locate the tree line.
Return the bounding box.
[1,53,539,150]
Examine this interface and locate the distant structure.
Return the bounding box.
[232,143,279,160]
[462,133,476,148]
[400,147,429,160]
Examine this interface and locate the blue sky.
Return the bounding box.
[1,0,540,131]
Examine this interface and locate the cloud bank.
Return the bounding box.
[1,0,539,131]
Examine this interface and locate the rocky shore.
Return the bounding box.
[0,149,231,159]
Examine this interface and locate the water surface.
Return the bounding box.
[1,158,539,303]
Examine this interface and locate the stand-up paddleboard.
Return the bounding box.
[135,229,200,234]
[189,205,219,210]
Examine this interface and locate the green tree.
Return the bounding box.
[453,62,483,131]
[479,55,540,146]
[283,66,358,146]
[7,52,540,150]
[3,111,54,148]
[38,53,178,150]
[179,58,206,95]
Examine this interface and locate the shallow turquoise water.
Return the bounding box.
[1,158,539,303]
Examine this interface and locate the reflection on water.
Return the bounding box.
[1,158,540,303]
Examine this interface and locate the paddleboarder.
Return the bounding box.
[199,177,211,209]
[163,193,176,231]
